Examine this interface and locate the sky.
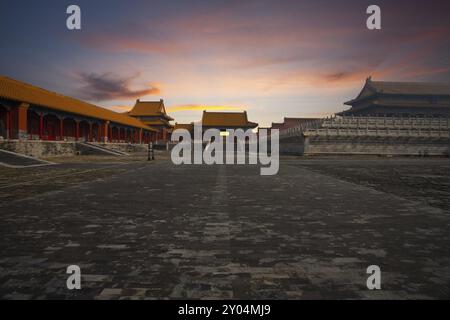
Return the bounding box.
[1,0,449,127]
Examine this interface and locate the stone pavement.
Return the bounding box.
[0,159,449,299]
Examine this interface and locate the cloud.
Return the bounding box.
[77,35,183,55]
[324,72,355,83]
[76,72,160,101]
[167,104,244,112]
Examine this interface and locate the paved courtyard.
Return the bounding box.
[0,156,449,299]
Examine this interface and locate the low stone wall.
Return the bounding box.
[0,140,150,158]
[0,140,77,158]
[278,136,305,155]
[91,142,148,153]
[303,136,450,156]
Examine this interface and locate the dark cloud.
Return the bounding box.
[325,72,353,82]
[76,72,160,101]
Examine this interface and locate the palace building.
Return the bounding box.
[0,76,159,144]
[173,122,194,133]
[270,117,321,131]
[174,111,258,135]
[201,111,258,131]
[276,78,450,156]
[342,77,450,116]
[126,99,174,142]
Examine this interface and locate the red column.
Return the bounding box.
[139,129,143,144]
[39,113,44,140]
[76,121,80,141]
[89,123,93,142]
[109,126,113,143]
[17,103,29,140]
[60,118,64,140]
[5,109,10,139]
[102,121,109,142]
[11,109,15,139]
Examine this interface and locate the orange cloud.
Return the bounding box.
[167,104,244,112]
[402,66,450,79]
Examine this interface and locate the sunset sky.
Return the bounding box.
[1,0,449,126]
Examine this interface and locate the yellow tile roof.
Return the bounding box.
[128,100,174,120]
[141,119,173,127]
[345,77,450,105]
[0,76,156,131]
[201,111,258,128]
[173,123,194,131]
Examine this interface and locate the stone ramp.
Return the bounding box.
[0,149,54,168]
[78,142,130,156]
